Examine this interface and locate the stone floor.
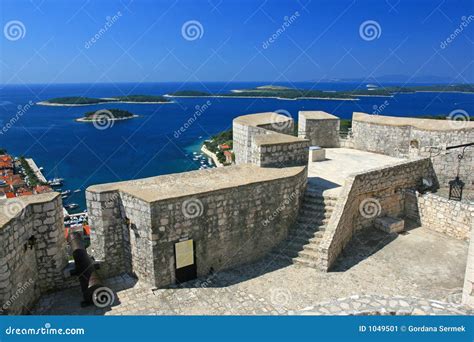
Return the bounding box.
[307,148,402,197]
[31,226,472,315]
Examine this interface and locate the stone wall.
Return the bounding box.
[87,164,307,288]
[463,224,474,306]
[318,158,436,270]
[351,112,474,188]
[0,193,67,314]
[405,191,473,240]
[298,111,340,147]
[233,112,296,165]
[250,134,309,167]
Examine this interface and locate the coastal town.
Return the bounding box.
[0,150,89,231]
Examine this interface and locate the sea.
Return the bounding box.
[1,81,473,211]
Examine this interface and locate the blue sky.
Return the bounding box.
[1,0,473,84]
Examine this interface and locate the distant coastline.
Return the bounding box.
[37,95,173,106]
[165,84,474,101]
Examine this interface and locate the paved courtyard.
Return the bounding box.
[32,226,472,315]
[307,148,402,196]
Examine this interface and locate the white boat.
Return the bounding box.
[61,190,71,196]
[64,203,79,210]
[48,177,64,187]
[73,189,81,193]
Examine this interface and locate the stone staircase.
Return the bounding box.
[271,187,338,269]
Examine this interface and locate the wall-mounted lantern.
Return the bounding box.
[449,176,465,201]
[446,142,473,202]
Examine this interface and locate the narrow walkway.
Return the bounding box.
[307,148,402,197]
[32,227,470,315]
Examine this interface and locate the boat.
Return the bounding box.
[64,203,79,210]
[48,177,64,187]
[73,189,81,193]
[61,190,71,196]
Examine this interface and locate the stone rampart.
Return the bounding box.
[87,164,307,288]
[352,112,474,188]
[298,111,340,147]
[318,158,436,270]
[405,192,473,240]
[233,112,309,167]
[0,193,67,314]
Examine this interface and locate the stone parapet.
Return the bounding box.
[233,112,308,166]
[0,193,67,314]
[351,112,474,188]
[318,158,436,270]
[298,111,340,148]
[86,164,307,288]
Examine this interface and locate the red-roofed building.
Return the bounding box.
[218,144,231,151]
[34,185,52,194]
[5,192,16,198]
[223,150,233,164]
[0,155,14,170]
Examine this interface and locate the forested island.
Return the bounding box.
[76,109,139,122]
[38,95,172,106]
[167,84,474,100]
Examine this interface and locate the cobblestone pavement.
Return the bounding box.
[32,227,472,315]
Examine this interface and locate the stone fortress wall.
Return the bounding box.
[405,191,473,240]
[0,193,67,314]
[233,112,309,167]
[318,158,437,270]
[298,111,340,147]
[1,109,473,312]
[351,112,474,188]
[88,112,310,288]
[87,164,307,288]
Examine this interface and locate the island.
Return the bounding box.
[37,95,172,106]
[166,84,474,100]
[75,109,139,122]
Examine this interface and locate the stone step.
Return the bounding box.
[303,196,337,206]
[293,257,320,269]
[305,191,338,202]
[300,208,333,218]
[298,249,320,260]
[297,216,330,225]
[289,227,325,239]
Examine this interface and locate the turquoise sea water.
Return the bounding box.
[1,82,473,210]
